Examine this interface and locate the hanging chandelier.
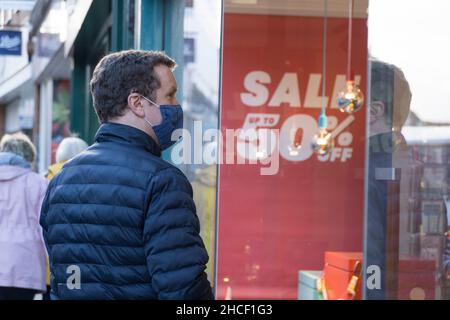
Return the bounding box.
[337,0,364,114]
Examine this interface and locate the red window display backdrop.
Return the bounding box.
[216,13,368,299]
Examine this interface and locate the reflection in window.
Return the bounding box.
[367,0,450,300]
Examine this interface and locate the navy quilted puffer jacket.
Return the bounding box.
[39,122,213,300]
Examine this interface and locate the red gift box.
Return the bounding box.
[323,252,363,300]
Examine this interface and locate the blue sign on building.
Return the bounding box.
[0,30,22,56]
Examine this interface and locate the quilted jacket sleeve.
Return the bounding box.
[143,167,214,300]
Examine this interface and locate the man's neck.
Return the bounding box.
[109,116,160,146]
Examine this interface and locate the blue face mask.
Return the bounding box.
[141,95,183,150]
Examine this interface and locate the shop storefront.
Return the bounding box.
[20,0,448,300]
[164,0,448,300]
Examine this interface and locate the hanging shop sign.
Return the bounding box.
[37,33,61,57]
[0,30,22,56]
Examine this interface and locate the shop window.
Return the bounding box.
[214,0,449,301]
[217,0,369,300]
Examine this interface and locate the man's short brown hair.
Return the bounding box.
[90,50,176,123]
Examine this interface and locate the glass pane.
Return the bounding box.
[366,0,450,300]
[218,0,369,299]
[168,0,222,285]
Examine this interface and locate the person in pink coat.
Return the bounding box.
[0,132,48,300]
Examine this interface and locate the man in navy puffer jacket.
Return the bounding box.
[39,50,214,300]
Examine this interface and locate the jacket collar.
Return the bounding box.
[0,152,31,168]
[94,122,161,157]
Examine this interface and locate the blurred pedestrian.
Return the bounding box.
[46,137,88,179]
[0,133,48,300]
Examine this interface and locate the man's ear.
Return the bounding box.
[127,93,145,117]
[370,101,385,121]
